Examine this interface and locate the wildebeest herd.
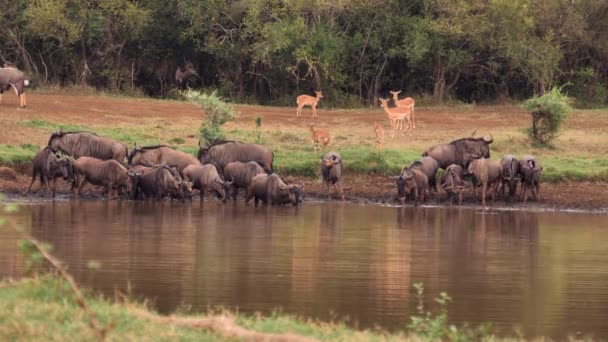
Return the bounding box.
[25,129,542,208]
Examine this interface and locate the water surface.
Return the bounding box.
[1,201,607,339]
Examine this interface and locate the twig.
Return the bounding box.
[28,237,111,341]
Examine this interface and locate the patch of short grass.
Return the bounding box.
[19,119,88,132]
[540,156,608,182]
[0,144,39,165]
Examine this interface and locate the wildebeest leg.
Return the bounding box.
[326,182,332,200]
[75,178,87,198]
[231,186,238,201]
[458,191,463,206]
[481,183,487,207]
[25,170,39,195]
[534,182,541,201]
[51,178,57,198]
[334,182,345,201]
[199,189,205,202]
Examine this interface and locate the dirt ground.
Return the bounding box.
[1,92,607,211]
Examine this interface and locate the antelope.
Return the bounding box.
[175,60,198,89]
[379,98,412,138]
[296,91,323,118]
[308,124,331,152]
[390,90,416,128]
[374,122,385,148]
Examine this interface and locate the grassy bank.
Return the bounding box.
[0,276,469,341]
[2,122,608,182]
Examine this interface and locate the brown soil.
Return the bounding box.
[1,92,607,211]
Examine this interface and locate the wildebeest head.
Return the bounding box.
[47,152,71,181]
[127,145,144,165]
[180,176,194,201]
[279,181,304,206]
[213,177,234,202]
[393,170,415,204]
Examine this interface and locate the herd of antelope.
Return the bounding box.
[296,90,415,151]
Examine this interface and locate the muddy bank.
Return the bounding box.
[2,166,607,212]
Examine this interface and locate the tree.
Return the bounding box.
[523,87,572,145]
[185,90,238,146]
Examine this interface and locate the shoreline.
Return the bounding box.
[2,170,607,213]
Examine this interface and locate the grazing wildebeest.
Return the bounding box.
[409,156,440,193]
[183,164,233,202]
[175,60,198,89]
[48,131,128,162]
[422,135,494,169]
[24,147,72,197]
[394,168,428,206]
[518,155,542,203]
[129,165,192,201]
[72,157,140,199]
[198,141,274,174]
[466,158,502,207]
[321,151,345,201]
[440,164,467,206]
[128,145,201,175]
[498,155,520,201]
[223,161,266,200]
[246,174,303,206]
[0,67,30,108]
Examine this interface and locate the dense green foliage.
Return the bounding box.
[2,0,607,106]
[523,87,572,144]
[185,90,237,145]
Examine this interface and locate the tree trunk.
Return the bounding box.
[433,56,446,103]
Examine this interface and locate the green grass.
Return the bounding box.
[0,144,39,165]
[19,119,89,132]
[0,276,408,341]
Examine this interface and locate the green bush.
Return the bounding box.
[185,90,237,146]
[523,87,572,145]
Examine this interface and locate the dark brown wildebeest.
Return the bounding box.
[0,66,30,108]
[128,145,201,175]
[246,173,303,206]
[131,165,192,201]
[183,164,233,203]
[498,155,520,201]
[24,147,72,197]
[466,158,502,207]
[198,141,274,174]
[72,157,140,199]
[48,131,128,163]
[518,155,542,203]
[422,135,494,169]
[321,151,345,201]
[394,168,428,206]
[223,161,266,200]
[175,60,198,89]
[409,156,440,193]
[440,164,466,206]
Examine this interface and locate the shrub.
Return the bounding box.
[522,87,572,145]
[185,90,237,146]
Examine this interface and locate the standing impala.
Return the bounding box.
[379,98,412,138]
[390,90,416,128]
[296,91,323,118]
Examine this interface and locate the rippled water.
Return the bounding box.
[1,201,607,339]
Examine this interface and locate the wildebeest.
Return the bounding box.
[223,161,266,200]
[321,152,345,201]
[440,164,466,206]
[128,145,201,174]
[498,155,520,201]
[48,131,128,163]
[129,165,192,201]
[175,60,197,89]
[518,155,542,203]
[183,164,233,202]
[0,66,30,108]
[246,173,303,206]
[198,141,274,174]
[72,157,140,199]
[409,156,440,193]
[466,158,502,207]
[25,147,72,197]
[394,168,429,206]
[422,135,494,169]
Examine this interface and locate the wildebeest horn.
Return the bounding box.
[483,133,493,143]
[225,178,234,185]
[279,183,288,190]
[299,181,305,190]
[470,129,477,137]
[214,177,224,184]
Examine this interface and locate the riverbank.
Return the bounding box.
[1,92,607,210]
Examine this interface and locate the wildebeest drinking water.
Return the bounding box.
[130,165,192,201]
[408,156,440,193]
[0,66,30,108]
[247,174,303,206]
[25,147,72,197]
[128,145,201,175]
[72,157,140,199]
[183,164,233,202]
[223,161,266,200]
[440,164,467,206]
[48,131,128,162]
[422,135,494,169]
[198,141,274,174]
[394,167,429,206]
